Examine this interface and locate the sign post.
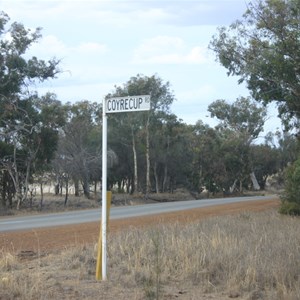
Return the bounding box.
[101,97,108,280]
[97,95,150,281]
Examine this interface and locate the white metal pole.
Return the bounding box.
[102,98,107,280]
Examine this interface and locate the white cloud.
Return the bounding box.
[132,36,210,64]
[185,47,209,64]
[28,35,67,57]
[26,34,109,87]
[77,42,108,54]
[2,1,173,28]
[35,81,114,103]
[177,85,215,104]
[28,35,107,59]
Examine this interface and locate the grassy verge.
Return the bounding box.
[1,209,299,299]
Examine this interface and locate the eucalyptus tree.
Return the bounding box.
[208,97,267,192]
[210,0,300,131]
[54,101,102,199]
[108,112,135,193]
[190,121,225,195]
[275,131,299,170]
[0,12,61,208]
[106,74,175,194]
[150,113,192,193]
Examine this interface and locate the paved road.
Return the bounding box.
[0,195,277,232]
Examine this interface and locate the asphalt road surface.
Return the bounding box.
[0,195,276,233]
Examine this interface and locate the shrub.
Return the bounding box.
[279,201,300,216]
[280,157,300,215]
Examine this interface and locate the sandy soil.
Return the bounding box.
[0,198,280,254]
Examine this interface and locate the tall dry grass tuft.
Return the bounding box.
[0,245,98,299]
[0,249,46,299]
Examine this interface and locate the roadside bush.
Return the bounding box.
[280,156,300,215]
[279,201,300,215]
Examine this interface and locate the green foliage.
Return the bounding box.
[203,97,267,193]
[279,201,300,216]
[210,0,300,130]
[250,144,279,189]
[280,157,300,215]
[51,101,107,199]
[208,97,267,140]
[107,74,177,193]
[190,121,224,193]
[275,131,299,169]
[0,12,61,208]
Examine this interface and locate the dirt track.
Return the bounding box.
[0,198,280,254]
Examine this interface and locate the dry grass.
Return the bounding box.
[1,209,299,299]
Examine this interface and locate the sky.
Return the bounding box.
[1,0,282,136]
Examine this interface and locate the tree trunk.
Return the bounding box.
[145,116,151,194]
[162,164,168,193]
[23,158,32,204]
[132,127,138,194]
[162,136,170,193]
[1,172,7,208]
[40,182,44,210]
[8,163,22,209]
[12,143,23,210]
[4,163,21,209]
[3,170,14,208]
[74,179,79,196]
[127,177,132,194]
[64,177,69,206]
[229,179,237,193]
[239,180,243,193]
[250,171,260,190]
[82,159,90,198]
[82,177,90,199]
[198,164,203,193]
[94,181,97,199]
[153,162,159,193]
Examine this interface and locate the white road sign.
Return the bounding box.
[105,95,150,113]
